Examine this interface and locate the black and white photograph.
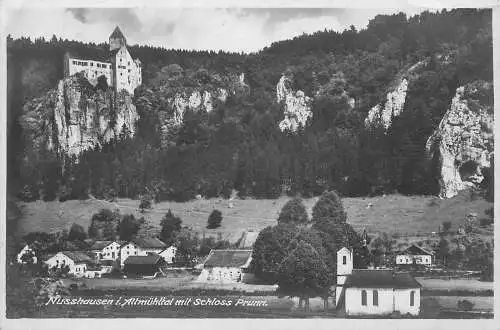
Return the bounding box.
[2,1,496,322]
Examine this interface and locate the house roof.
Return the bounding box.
[91,240,127,250]
[203,250,253,268]
[90,241,114,250]
[344,270,422,289]
[123,254,162,265]
[133,237,167,249]
[61,251,93,264]
[405,244,434,255]
[110,26,126,40]
[62,240,90,251]
[237,231,259,249]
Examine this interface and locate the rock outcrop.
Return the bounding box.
[169,88,229,126]
[277,74,313,133]
[426,81,494,198]
[365,60,426,130]
[21,73,139,157]
[365,78,408,130]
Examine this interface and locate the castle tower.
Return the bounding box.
[335,247,353,306]
[109,26,127,51]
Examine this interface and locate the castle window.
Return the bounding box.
[343,256,347,265]
[361,290,367,306]
[373,290,378,306]
[90,63,93,66]
[410,291,415,306]
[72,60,76,64]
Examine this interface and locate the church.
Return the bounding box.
[335,247,421,316]
[63,26,142,94]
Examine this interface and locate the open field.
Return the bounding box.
[11,190,493,242]
[429,296,493,311]
[416,278,494,291]
[68,276,278,293]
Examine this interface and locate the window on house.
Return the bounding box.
[410,291,415,306]
[343,256,347,265]
[373,290,378,306]
[361,290,367,306]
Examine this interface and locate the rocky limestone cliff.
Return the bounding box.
[426,81,494,198]
[277,74,313,133]
[21,73,138,157]
[168,88,229,126]
[365,60,426,130]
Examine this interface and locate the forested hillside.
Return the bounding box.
[7,9,493,203]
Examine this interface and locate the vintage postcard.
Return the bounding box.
[1,0,498,327]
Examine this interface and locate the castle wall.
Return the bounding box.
[67,58,113,87]
[114,46,141,94]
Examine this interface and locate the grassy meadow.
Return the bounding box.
[10,190,493,243]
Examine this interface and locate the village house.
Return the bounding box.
[396,244,434,266]
[16,244,37,264]
[90,240,126,261]
[336,247,421,316]
[158,246,177,264]
[119,237,167,267]
[45,251,95,277]
[197,249,254,283]
[63,26,142,94]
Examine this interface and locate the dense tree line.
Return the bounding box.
[8,9,493,202]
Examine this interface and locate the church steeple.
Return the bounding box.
[109,26,127,51]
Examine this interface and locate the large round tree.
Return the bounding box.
[277,197,309,226]
[277,241,330,311]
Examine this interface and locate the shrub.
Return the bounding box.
[442,221,452,232]
[207,209,223,229]
[457,299,474,311]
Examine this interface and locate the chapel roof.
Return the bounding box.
[344,270,422,289]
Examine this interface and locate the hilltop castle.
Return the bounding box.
[63,26,142,94]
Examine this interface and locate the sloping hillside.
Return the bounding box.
[13,191,493,243]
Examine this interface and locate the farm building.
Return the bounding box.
[120,237,167,267]
[336,247,421,316]
[45,251,95,277]
[159,246,177,264]
[123,254,165,277]
[197,249,254,283]
[90,241,126,261]
[17,244,37,264]
[396,244,434,266]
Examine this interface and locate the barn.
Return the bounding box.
[197,249,253,283]
[122,254,165,277]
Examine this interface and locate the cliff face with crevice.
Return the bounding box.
[426,81,494,198]
[21,73,138,157]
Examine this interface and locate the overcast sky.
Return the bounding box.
[6,7,436,53]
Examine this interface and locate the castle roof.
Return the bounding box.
[110,26,126,41]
